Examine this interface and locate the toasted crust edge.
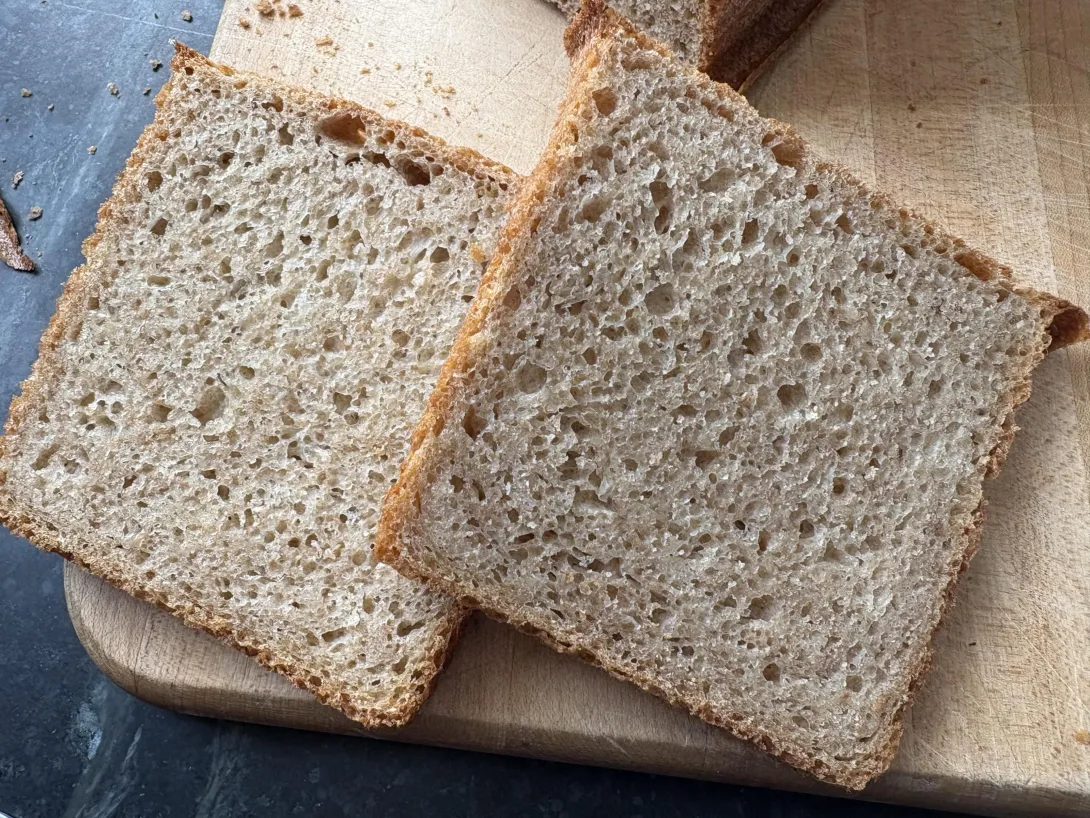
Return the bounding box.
[0,42,524,728]
[378,2,1089,789]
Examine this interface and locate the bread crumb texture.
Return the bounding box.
[0,45,514,726]
[380,10,1086,788]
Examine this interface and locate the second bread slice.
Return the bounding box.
[377,4,1088,787]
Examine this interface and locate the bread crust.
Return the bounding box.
[700,0,829,90]
[378,3,1089,788]
[0,42,518,728]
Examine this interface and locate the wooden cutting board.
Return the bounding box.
[63,0,1090,814]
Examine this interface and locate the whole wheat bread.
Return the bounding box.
[545,0,826,89]
[0,44,516,727]
[377,4,1089,787]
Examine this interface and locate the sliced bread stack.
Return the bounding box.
[376,3,1089,787]
[543,0,826,88]
[0,44,516,726]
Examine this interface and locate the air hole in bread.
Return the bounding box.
[762,663,781,682]
[146,275,170,286]
[745,595,776,620]
[277,123,294,146]
[580,196,609,223]
[393,156,431,187]
[644,283,677,315]
[699,167,734,193]
[191,387,225,426]
[516,364,547,393]
[592,87,618,116]
[149,403,172,422]
[150,217,169,236]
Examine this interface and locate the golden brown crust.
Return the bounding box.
[0,40,512,728]
[377,3,1089,789]
[0,195,34,272]
[700,0,829,90]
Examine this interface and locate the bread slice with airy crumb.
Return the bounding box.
[376,3,1088,787]
[544,0,826,89]
[0,43,516,727]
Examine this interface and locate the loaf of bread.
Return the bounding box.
[544,0,826,88]
[377,3,1089,787]
[0,44,516,726]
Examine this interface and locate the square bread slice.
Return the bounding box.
[0,44,516,727]
[376,4,1089,787]
[545,0,826,89]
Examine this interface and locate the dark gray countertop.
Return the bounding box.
[0,2,961,816]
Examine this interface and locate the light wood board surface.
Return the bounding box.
[64,0,1090,814]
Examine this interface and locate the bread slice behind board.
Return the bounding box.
[544,0,827,89]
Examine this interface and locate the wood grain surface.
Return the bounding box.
[63,0,1090,814]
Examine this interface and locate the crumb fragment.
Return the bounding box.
[238,17,251,28]
[384,100,397,108]
[315,35,333,46]
[181,9,192,22]
[393,62,402,70]
[87,145,97,155]
[150,59,162,71]
[0,196,34,271]
[1076,729,1090,746]
[107,83,119,96]
[442,106,451,117]
[21,88,32,97]
[359,67,371,75]
[28,207,42,221]
[47,104,54,111]
[287,3,302,16]
[255,0,275,16]
[12,171,23,189]
[143,87,152,95]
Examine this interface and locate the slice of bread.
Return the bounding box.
[376,4,1089,787]
[0,44,516,727]
[544,0,826,89]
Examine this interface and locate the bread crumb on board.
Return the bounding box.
[107,82,119,96]
[181,9,192,22]
[238,17,251,29]
[87,145,97,155]
[288,3,303,16]
[254,0,275,16]
[1075,729,1090,746]
[28,207,42,221]
[151,59,162,71]
[0,195,34,272]
[47,104,54,111]
[20,88,32,98]
[12,171,23,189]
[143,87,152,95]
